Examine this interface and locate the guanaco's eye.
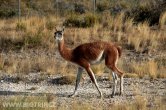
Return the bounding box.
[59,33,62,35]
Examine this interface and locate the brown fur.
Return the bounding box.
[58,39,72,61]
[58,38,123,76]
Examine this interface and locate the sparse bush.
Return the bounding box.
[74,3,86,14]
[0,9,16,18]
[97,1,110,12]
[126,1,166,25]
[131,7,153,24]
[64,13,100,28]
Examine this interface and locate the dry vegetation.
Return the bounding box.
[0,94,165,110]
[0,0,166,110]
[0,13,165,78]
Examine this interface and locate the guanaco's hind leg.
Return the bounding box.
[105,51,124,97]
[107,65,124,97]
[111,72,118,98]
[113,66,124,96]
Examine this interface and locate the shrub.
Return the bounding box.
[74,3,86,14]
[64,13,100,28]
[126,1,166,25]
[97,1,110,12]
[0,9,16,18]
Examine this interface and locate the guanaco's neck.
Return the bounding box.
[58,38,72,61]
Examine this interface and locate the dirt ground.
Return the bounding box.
[0,73,165,109]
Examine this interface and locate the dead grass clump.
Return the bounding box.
[133,96,147,110]
[159,11,166,29]
[28,56,57,74]
[153,97,166,110]
[126,22,159,53]
[124,73,139,78]
[156,66,166,78]
[110,96,147,110]
[110,103,130,110]
[128,60,158,79]
[121,59,166,79]
[49,75,76,85]
[3,58,18,74]
[110,13,125,32]
[0,54,5,70]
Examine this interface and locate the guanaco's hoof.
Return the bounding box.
[99,95,103,99]
[111,94,114,98]
[68,94,75,98]
[119,92,123,96]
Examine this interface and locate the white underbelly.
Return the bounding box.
[90,51,104,65]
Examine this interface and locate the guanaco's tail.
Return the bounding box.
[116,46,122,58]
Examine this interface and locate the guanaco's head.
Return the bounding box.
[54,27,64,41]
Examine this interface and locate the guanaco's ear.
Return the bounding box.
[55,27,58,32]
[62,26,65,32]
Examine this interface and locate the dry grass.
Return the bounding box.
[0,14,165,52]
[0,16,59,51]
[0,95,55,110]
[159,11,166,29]
[0,54,57,75]
[0,13,166,78]
[121,59,166,79]
[0,2,166,110]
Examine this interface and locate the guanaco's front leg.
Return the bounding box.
[69,67,83,97]
[86,67,103,98]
